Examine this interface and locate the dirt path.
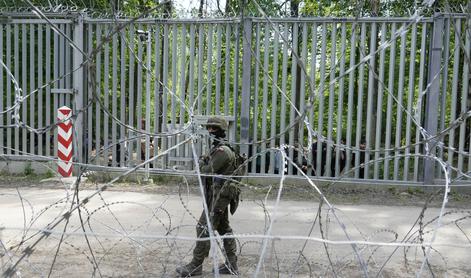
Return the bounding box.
[0,177,470,277]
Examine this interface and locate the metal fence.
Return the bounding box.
[0,13,469,183]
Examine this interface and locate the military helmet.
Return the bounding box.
[204,116,228,131]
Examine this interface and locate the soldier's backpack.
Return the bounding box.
[226,145,247,182]
[224,145,246,215]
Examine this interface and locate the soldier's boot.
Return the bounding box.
[175,261,203,277]
[215,258,239,275]
[214,237,238,275]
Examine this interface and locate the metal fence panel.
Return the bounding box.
[0,20,73,159]
[0,14,469,184]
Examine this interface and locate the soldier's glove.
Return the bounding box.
[199,155,209,165]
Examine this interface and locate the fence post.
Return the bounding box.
[73,13,84,166]
[240,18,252,156]
[423,14,444,184]
[57,106,73,177]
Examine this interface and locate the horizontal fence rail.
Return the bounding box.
[0,14,469,184]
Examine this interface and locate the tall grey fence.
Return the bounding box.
[0,13,469,184]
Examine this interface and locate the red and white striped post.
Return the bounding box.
[57,106,73,177]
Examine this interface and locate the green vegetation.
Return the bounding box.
[23,162,34,176]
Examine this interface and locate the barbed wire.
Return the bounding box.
[0,0,470,277]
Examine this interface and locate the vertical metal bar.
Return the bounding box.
[111,28,118,166]
[127,24,135,163]
[136,24,143,164]
[119,27,126,166]
[162,24,169,165]
[240,18,252,156]
[179,24,186,126]
[404,23,417,180]
[195,25,204,150]
[308,22,318,176]
[196,24,205,155]
[364,22,377,179]
[215,24,222,114]
[374,22,387,180]
[154,25,162,167]
[393,24,407,180]
[73,15,84,165]
[251,23,260,173]
[66,24,72,106]
[95,24,102,163]
[261,22,271,174]
[197,24,204,115]
[6,24,11,155]
[29,24,35,155]
[45,25,50,156]
[188,24,196,111]
[298,23,308,173]
[384,23,397,180]
[437,19,451,179]
[295,23,309,174]
[347,22,358,175]
[169,24,177,163]
[316,23,327,177]
[13,24,19,155]
[447,19,461,176]
[87,23,93,163]
[53,24,58,157]
[280,23,289,149]
[0,25,3,155]
[171,23,178,130]
[462,18,471,173]
[423,15,444,184]
[336,23,346,177]
[206,24,214,115]
[288,22,298,175]
[414,22,428,181]
[354,23,366,179]
[59,24,65,106]
[325,22,336,177]
[145,26,152,172]
[179,24,187,163]
[269,24,280,174]
[231,24,240,143]
[224,24,231,115]
[103,24,110,164]
[22,24,27,155]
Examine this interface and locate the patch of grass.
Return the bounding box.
[44,170,55,178]
[406,187,424,195]
[24,162,34,176]
[85,172,113,183]
[84,172,179,185]
[387,186,397,194]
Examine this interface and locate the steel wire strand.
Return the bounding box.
[1,137,192,276]
[0,1,471,276]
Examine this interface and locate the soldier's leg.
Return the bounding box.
[192,210,211,265]
[217,209,237,262]
[212,189,237,262]
[212,208,238,274]
[176,211,208,276]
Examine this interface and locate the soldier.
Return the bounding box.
[176,116,240,277]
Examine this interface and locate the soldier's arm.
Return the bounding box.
[200,148,230,174]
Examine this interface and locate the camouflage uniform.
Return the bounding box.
[195,141,238,261]
[176,117,240,277]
